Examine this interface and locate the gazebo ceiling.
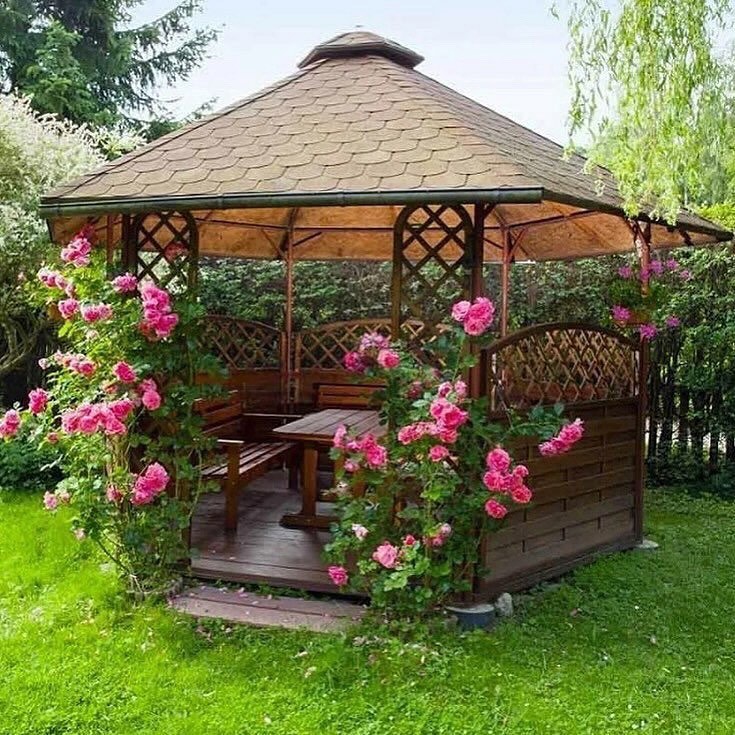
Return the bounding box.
[41,31,731,261]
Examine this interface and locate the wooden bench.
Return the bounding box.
[196,389,298,532]
[315,383,382,409]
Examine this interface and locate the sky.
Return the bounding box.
[131,0,573,145]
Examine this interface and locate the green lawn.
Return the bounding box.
[1,489,735,735]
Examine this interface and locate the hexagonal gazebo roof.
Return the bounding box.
[40,31,731,260]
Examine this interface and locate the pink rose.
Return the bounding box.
[46,431,59,444]
[343,351,365,373]
[359,434,388,469]
[28,388,49,415]
[80,303,113,323]
[665,315,681,328]
[333,424,347,449]
[43,491,59,511]
[437,382,453,399]
[60,236,92,267]
[485,499,508,519]
[131,462,170,506]
[351,523,369,540]
[377,348,400,369]
[429,445,450,462]
[139,378,162,411]
[344,459,360,473]
[113,361,137,383]
[539,419,584,456]
[109,398,135,421]
[58,298,79,320]
[451,300,471,322]
[358,332,390,353]
[511,484,533,504]
[0,409,21,438]
[112,273,138,293]
[460,297,495,336]
[403,534,417,547]
[429,398,468,432]
[372,542,400,569]
[486,447,511,474]
[328,565,349,586]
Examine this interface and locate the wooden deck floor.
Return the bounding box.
[190,470,338,593]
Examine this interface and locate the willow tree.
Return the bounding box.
[558,0,735,220]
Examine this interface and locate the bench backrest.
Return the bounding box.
[195,389,244,438]
[316,383,382,409]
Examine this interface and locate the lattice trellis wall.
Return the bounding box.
[483,323,639,410]
[202,316,282,370]
[125,211,198,291]
[392,204,475,354]
[294,318,427,370]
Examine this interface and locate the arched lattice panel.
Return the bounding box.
[202,315,282,370]
[483,323,639,410]
[392,204,474,354]
[126,211,198,292]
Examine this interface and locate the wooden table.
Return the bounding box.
[273,408,383,529]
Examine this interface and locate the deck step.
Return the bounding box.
[170,584,366,633]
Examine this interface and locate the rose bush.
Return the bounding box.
[0,227,220,594]
[326,298,583,617]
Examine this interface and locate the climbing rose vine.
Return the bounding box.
[0,226,219,594]
[326,298,583,616]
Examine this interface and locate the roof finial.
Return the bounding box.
[298,31,424,69]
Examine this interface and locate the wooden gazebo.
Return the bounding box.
[40,32,731,597]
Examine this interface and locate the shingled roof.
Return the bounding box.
[41,31,731,261]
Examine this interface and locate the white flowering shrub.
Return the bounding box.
[0,94,102,382]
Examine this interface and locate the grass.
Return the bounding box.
[2,489,735,735]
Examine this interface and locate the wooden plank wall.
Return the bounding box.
[479,398,640,598]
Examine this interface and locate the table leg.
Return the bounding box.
[280,443,335,530]
[301,444,318,518]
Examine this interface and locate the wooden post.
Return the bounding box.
[105,214,115,270]
[284,215,295,412]
[469,203,486,399]
[633,221,652,542]
[500,228,512,337]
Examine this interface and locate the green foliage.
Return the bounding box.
[0,439,60,490]
[3,487,735,732]
[199,259,391,329]
[0,0,218,133]
[558,0,734,219]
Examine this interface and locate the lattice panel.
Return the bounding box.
[202,315,282,370]
[484,323,639,409]
[128,211,198,292]
[296,319,391,370]
[295,318,428,370]
[392,204,474,355]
